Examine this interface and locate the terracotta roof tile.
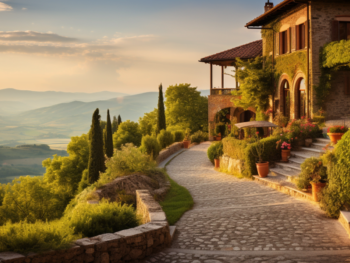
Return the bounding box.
[199,40,262,63]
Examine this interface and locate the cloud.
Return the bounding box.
[0,31,78,43]
[22,7,27,10]
[0,2,12,11]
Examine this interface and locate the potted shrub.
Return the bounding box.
[297,157,327,202]
[183,128,191,148]
[207,141,223,168]
[327,125,348,144]
[253,132,269,178]
[280,141,292,162]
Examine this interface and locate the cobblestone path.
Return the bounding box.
[143,142,350,263]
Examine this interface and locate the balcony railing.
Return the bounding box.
[211,88,236,95]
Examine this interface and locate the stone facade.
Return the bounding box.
[0,190,171,263]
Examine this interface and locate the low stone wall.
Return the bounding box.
[339,211,350,238]
[0,190,171,263]
[220,155,244,175]
[156,142,183,164]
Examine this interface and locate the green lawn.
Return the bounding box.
[160,154,194,225]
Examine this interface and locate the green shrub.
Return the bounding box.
[113,120,142,149]
[191,131,208,143]
[296,157,327,190]
[313,116,325,125]
[244,136,281,178]
[65,200,139,237]
[96,144,156,187]
[320,130,350,217]
[327,125,348,133]
[173,131,185,142]
[0,220,80,253]
[157,130,174,149]
[139,135,161,160]
[222,137,247,160]
[207,142,223,164]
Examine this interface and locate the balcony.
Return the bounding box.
[211,88,236,95]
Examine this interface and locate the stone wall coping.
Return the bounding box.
[0,190,171,263]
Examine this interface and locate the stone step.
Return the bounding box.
[275,162,302,172]
[312,142,333,151]
[291,150,320,160]
[316,137,331,144]
[300,147,324,154]
[270,167,299,182]
[288,157,305,165]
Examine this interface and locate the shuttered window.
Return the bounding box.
[279,30,289,55]
[333,20,350,41]
[296,23,306,50]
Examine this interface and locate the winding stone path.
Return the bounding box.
[143,142,350,263]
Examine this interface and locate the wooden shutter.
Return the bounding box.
[291,26,296,52]
[332,20,339,41]
[276,33,279,56]
[280,32,283,54]
[296,25,300,50]
[304,21,308,49]
[347,23,350,40]
[287,28,291,53]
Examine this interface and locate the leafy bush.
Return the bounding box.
[320,130,350,217]
[207,142,223,163]
[222,137,247,160]
[296,157,327,190]
[286,118,320,140]
[191,131,208,143]
[244,136,281,178]
[139,135,161,160]
[327,125,348,133]
[173,131,185,142]
[0,220,80,253]
[157,130,174,149]
[65,200,139,237]
[113,120,142,149]
[96,144,156,187]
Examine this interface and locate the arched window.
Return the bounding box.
[298,78,306,118]
[282,80,290,120]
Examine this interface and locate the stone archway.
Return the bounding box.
[278,74,292,119]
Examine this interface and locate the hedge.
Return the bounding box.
[222,137,281,178]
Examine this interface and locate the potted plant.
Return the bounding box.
[207,141,223,168]
[280,141,292,162]
[253,132,269,178]
[183,128,191,148]
[327,125,348,144]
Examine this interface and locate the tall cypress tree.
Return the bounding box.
[118,115,122,125]
[88,108,106,184]
[105,110,114,158]
[157,83,166,133]
[112,116,118,133]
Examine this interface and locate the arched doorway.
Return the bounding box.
[282,80,290,120]
[297,78,306,118]
[240,110,256,122]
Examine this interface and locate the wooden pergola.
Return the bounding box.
[199,40,263,95]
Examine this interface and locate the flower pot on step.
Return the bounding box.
[305,138,313,147]
[183,140,190,149]
[281,149,290,162]
[327,133,345,144]
[310,181,326,202]
[256,162,269,178]
[214,158,220,168]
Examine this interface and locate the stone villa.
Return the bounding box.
[200,0,350,139]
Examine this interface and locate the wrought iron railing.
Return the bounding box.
[211,88,236,95]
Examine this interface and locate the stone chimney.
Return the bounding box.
[264,0,274,13]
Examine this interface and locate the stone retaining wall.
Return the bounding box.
[0,190,171,263]
[220,155,244,175]
[156,142,183,165]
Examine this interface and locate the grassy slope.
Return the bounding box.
[160,154,194,225]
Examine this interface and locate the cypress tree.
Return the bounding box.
[105,110,114,158]
[118,115,122,125]
[157,83,166,133]
[112,116,118,133]
[88,108,106,184]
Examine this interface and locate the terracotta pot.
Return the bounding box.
[305,138,313,147]
[183,140,190,149]
[256,162,269,178]
[214,159,220,168]
[327,133,345,144]
[310,181,326,202]
[281,149,290,162]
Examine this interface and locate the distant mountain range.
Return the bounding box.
[0,89,210,145]
[0,88,128,114]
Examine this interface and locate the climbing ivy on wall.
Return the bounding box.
[314,40,350,107]
[275,51,308,86]
[261,21,281,57]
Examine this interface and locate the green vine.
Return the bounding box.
[314,40,350,107]
[261,21,281,57]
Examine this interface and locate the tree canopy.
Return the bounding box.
[113,120,142,149]
[139,108,158,136]
[165,83,208,132]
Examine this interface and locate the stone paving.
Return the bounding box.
[142,142,350,263]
